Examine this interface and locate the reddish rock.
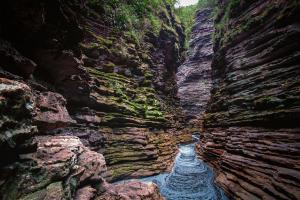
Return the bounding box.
[96,181,164,200]
[0,1,186,199]
[1,134,165,200]
[75,186,97,200]
[102,127,180,181]
[34,50,87,84]
[1,135,107,200]
[0,78,38,193]
[35,136,107,184]
[205,0,300,127]
[33,50,91,103]
[198,127,300,200]
[34,92,75,131]
[200,1,300,199]
[77,148,107,184]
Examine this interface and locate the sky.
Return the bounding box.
[175,0,198,8]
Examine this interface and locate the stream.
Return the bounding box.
[117,135,229,200]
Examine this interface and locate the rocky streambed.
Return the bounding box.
[117,136,228,200]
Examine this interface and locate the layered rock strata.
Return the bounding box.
[0,84,163,199]
[0,0,188,199]
[177,8,214,122]
[198,1,300,199]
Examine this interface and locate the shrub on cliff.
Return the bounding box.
[86,0,178,45]
[175,0,216,48]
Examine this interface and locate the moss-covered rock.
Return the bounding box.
[0,0,186,196]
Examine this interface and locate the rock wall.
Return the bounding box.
[0,78,164,200]
[198,0,300,199]
[177,8,213,122]
[0,0,189,199]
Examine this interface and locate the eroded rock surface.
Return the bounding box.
[1,133,163,200]
[0,0,188,199]
[198,127,300,200]
[97,181,164,200]
[0,78,37,166]
[34,92,75,131]
[177,8,213,121]
[1,136,103,199]
[198,1,300,199]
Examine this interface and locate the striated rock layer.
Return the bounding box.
[198,0,300,199]
[0,0,189,199]
[177,8,214,121]
[0,78,164,200]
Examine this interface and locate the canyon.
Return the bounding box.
[0,0,188,199]
[177,8,213,122]
[0,0,300,200]
[197,0,300,200]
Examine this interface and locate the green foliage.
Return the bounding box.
[212,0,240,46]
[149,14,162,35]
[124,30,142,46]
[176,0,216,48]
[212,0,276,47]
[197,0,217,8]
[87,0,178,45]
[175,5,197,48]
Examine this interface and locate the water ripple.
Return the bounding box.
[139,143,229,200]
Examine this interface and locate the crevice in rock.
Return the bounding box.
[177,8,214,128]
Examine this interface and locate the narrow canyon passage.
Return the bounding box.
[177,8,213,121]
[139,139,228,200]
[117,136,228,200]
[115,8,226,200]
[0,1,299,200]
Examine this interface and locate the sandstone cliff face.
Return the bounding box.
[177,8,213,121]
[0,87,163,199]
[0,0,187,199]
[198,0,300,199]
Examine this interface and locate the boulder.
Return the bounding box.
[0,136,107,200]
[34,92,75,131]
[96,181,164,200]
